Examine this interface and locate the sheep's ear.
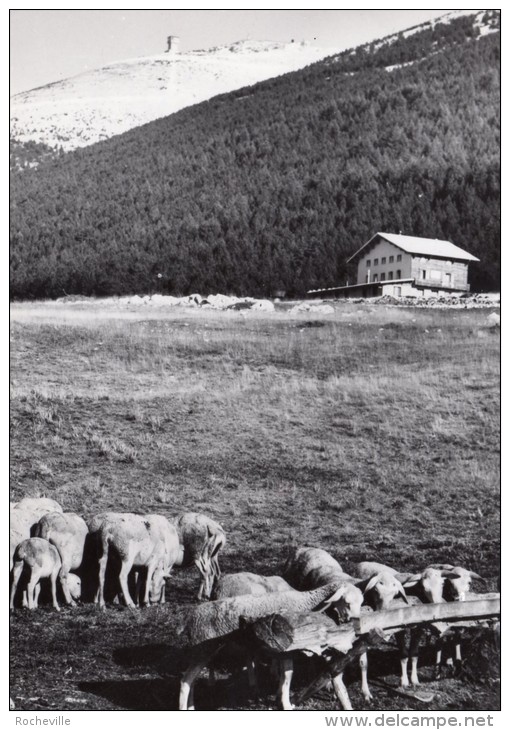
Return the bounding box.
[442,570,463,579]
[469,571,483,580]
[397,584,409,603]
[400,573,422,588]
[317,586,346,612]
[363,573,382,594]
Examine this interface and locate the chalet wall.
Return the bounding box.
[410,256,469,290]
[356,238,412,284]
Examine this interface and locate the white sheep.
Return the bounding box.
[211,572,293,600]
[173,512,226,600]
[427,563,483,677]
[13,497,63,518]
[357,561,462,688]
[10,538,62,611]
[89,512,180,609]
[10,498,63,568]
[177,581,363,711]
[34,511,89,606]
[284,549,408,701]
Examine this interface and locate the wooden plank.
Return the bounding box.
[243,612,356,655]
[355,597,500,635]
[296,629,385,705]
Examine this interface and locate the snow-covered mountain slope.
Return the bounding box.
[10,40,342,151]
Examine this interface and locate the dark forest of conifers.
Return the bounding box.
[10,13,500,299]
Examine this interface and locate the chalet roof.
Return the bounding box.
[347,233,480,263]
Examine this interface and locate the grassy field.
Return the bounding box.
[9,300,500,711]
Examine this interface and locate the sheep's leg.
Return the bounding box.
[396,632,410,688]
[97,541,109,609]
[118,556,136,609]
[332,672,353,711]
[59,561,76,606]
[10,560,23,610]
[247,660,257,693]
[144,560,159,606]
[179,660,208,710]
[278,656,294,711]
[26,569,40,610]
[359,652,372,701]
[434,644,443,680]
[33,583,41,608]
[50,565,61,612]
[409,630,421,686]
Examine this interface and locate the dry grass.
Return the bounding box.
[9,301,500,711]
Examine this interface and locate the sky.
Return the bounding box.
[9,8,475,95]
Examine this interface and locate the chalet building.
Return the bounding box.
[308,232,480,299]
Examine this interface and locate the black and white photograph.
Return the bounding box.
[9,5,500,716]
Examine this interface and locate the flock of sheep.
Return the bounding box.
[9,496,485,711]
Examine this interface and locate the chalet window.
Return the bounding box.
[381,257,386,264]
[397,254,402,262]
[422,269,427,279]
[381,273,386,281]
[389,255,394,263]
[388,271,393,279]
[373,274,378,282]
[366,259,371,267]
[373,258,379,266]
[396,269,401,278]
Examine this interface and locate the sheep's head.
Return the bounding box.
[149,565,172,604]
[399,567,462,603]
[67,574,82,601]
[195,527,223,600]
[358,571,408,610]
[319,582,364,623]
[428,564,483,602]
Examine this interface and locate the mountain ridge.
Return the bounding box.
[10,11,500,299]
[10,10,498,155]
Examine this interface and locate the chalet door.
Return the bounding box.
[445,273,452,287]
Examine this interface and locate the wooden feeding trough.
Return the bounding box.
[241,593,500,707]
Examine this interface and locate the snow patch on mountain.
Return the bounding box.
[10,40,340,152]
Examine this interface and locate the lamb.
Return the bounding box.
[173,512,226,600]
[10,498,64,568]
[357,561,463,688]
[34,512,89,606]
[10,538,62,611]
[89,512,180,609]
[212,572,293,600]
[177,581,363,710]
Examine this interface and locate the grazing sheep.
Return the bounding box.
[13,497,63,518]
[173,512,226,600]
[10,499,64,567]
[10,509,31,571]
[358,561,462,688]
[10,538,62,611]
[212,572,293,600]
[89,512,180,609]
[427,563,483,677]
[283,546,351,590]
[284,549,408,702]
[177,581,363,710]
[34,512,89,606]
